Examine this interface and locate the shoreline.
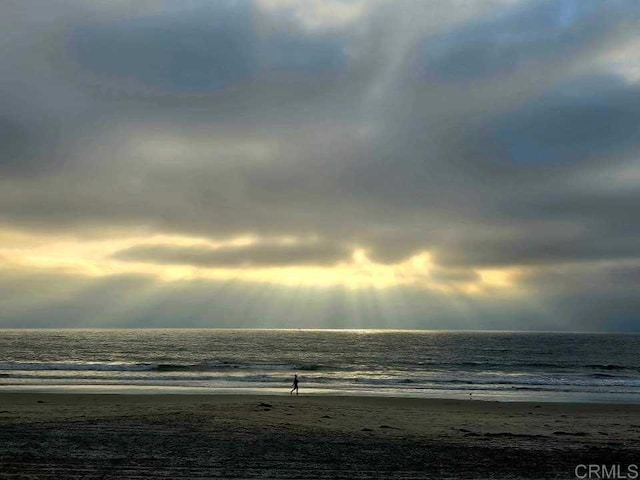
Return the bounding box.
[1,392,639,478]
[3,391,640,413]
[2,389,640,403]
[1,385,639,404]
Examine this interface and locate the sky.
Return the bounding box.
[1,0,640,331]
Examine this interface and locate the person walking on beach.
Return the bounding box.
[290,374,299,396]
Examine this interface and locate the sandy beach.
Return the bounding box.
[0,393,638,479]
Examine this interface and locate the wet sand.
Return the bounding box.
[0,393,638,479]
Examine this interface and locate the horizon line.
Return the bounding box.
[0,327,638,334]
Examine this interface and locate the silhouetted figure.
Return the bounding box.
[290,374,299,396]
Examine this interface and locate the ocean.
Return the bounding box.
[1,329,639,403]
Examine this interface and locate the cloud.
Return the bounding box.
[69,1,349,95]
[257,0,367,31]
[488,75,640,166]
[1,0,640,329]
[113,239,353,267]
[417,0,640,83]
[70,2,257,93]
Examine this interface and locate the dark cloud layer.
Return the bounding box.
[490,76,640,166]
[419,0,639,83]
[70,2,347,93]
[1,0,640,329]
